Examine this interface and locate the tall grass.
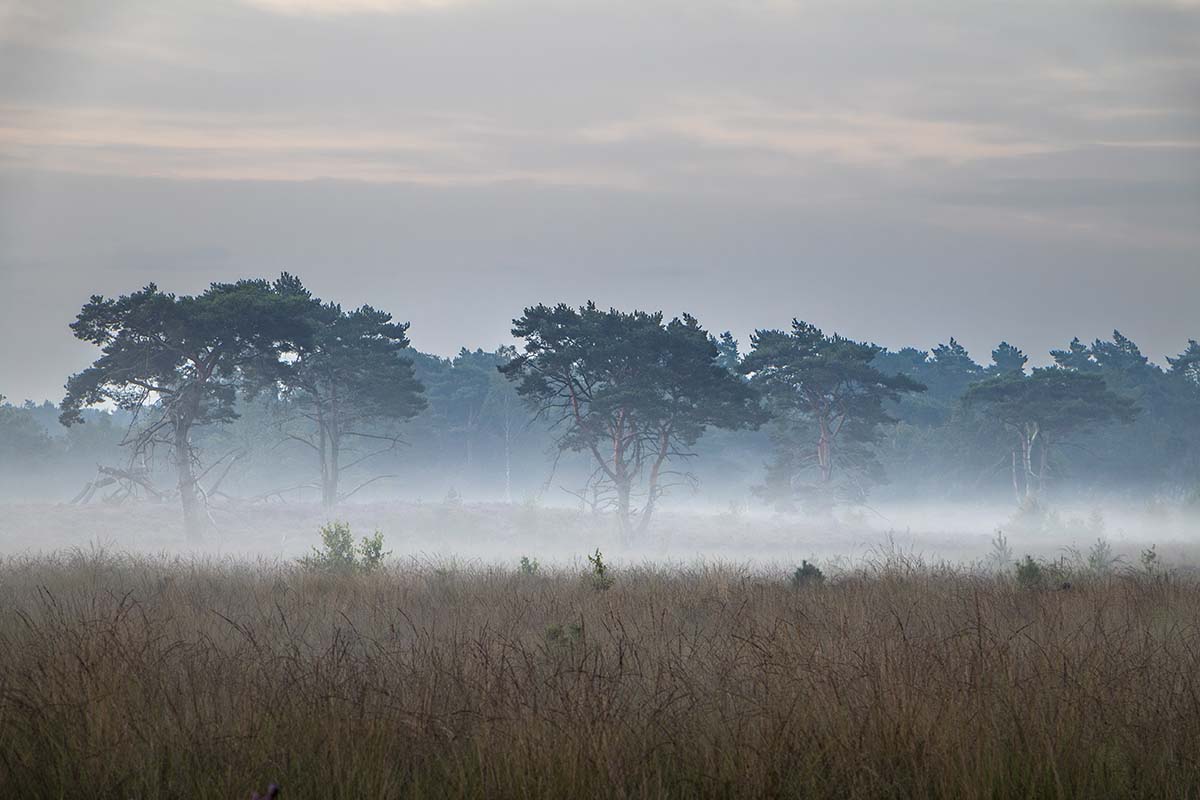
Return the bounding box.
[1,550,1198,798]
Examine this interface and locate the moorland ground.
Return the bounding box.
[1,542,1199,799]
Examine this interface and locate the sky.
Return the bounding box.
[0,0,1197,403]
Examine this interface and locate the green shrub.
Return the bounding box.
[1127,544,1167,582]
[545,622,583,648]
[585,549,614,591]
[986,529,1013,573]
[1086,536,1123,576]
[519,555,540,575]
[790,560,825,588]
[1015,555,1043,589]
[300,522,391,574]
[356,530,390,572]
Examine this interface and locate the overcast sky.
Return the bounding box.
[1,0,1197,403]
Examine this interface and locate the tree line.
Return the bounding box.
[0,274,1196,539]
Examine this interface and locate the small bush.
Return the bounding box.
[1086,536,1123,576]
[1059,536,1124,578]
[585,548,614,591]
[986,530,1013,573]
[1128,544,1166,582]
[1140,544,1159,574]
[519,555,540,575]
[545,622,583,647]
[1015,555,1043,589]
[300,522,391,574]
[790,560,825,588]
[356,530,390,571]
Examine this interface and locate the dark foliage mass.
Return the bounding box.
[501,302,765,535]
[740,320,925,511]
[267,275,427,508]
[0,273,1197,526]
[963,368,1138,503]
[58,278,315,539]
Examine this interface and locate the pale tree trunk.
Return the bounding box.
[1036,438,1048,497]
[1013,421,1045,504]
[314,395,340,509]
[322,427,340,508]
[503,414,512,504]
[1011,450,1022,505]
[1022,421,1041,500]
[817,416,834,484]
[465,420,474,470]
[317,418,330,506]
[615,479,634,539]
[612,412,635,538]
[1019,427,1034,502]
[173,419,205,542]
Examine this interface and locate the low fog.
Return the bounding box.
[3,497,1197,575]
[2,316,1197,572]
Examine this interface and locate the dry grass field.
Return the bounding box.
[2,546,1199,799]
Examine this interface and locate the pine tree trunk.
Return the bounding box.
[637,430,671,536]
[322,426,340,508]
[817,417,834,484]
[635,500,657,536]
[616,480,634,539]
[1036,439,1048,498]
[1021,421,1042,501]
[1011,450,1021,505]
[173,422,204,542]
[1020,427,1035,502]
[503,416,512,504]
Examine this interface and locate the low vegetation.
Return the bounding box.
[298,521,390,573]
[1,548,1199,798]
[584,547,614,591]
[790,559,825,587]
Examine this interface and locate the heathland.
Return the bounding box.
[2,520,1199,799]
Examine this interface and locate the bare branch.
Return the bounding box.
[338,474,396,503]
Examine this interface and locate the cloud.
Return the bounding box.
[0,94,1071,194]
[0,105,646,187]
[0,3,217,68]
[581,97,1058,168]
[241,0,478,15]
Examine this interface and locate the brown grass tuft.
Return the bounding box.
[1,551,1198,798]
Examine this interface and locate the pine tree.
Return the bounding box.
[741,320,924,509]
[502,303,766,535]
